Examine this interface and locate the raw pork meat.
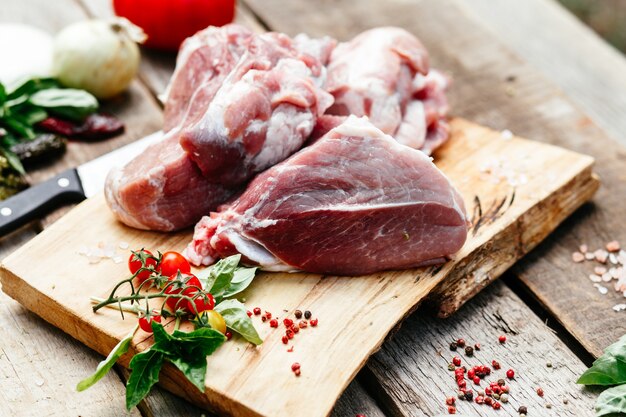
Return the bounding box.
[179,32,335,185]
[325,27,450,154]
[162,24,254,132]
[184,116,468,275]
[105,133,234,231]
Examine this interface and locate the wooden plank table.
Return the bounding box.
[0,0,624,416]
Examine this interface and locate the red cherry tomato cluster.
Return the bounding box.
[127,249,219,333]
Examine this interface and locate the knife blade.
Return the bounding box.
[0,131,163,236]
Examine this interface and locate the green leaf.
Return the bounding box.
[0,83,6,106]
[169,356,207,392]
[0,148,25,175]
[76,326,136,392]
[126,349,164,410]
[222,266,257,299]
[201,254,241,298]
[29,88,98,121]
[596,384,626,416]
[1,117,35,140]
[215,299,263,345]
[579,335,626,386]
[6,77,60,100]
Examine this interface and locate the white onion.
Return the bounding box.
[52,18,146,99]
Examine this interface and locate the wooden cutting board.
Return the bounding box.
[0,118,599,417]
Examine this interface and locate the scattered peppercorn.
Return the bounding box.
[447,405,456,414]
[518,405,528,414]
[265,311,272,319]
[299,320,308,329]
[475,395,484,404]
[506,369,515,379]
[537,387,544,397]
[473,376,480,385]
[474,343,481,351]
[246,310,252,317]
[484,396,493,406]
[500,393,509,403]
[283,318,294,327]
[492,360,501,370]
[291,325,300,334]
[253,307,261,315]
[291,362,301,372]
[304,310,312,319]
[281,335,289,344]
[464,390,474,401]
[546,362,552,368]
[492,401,501,410]
[310,318,318,327]
[464,346,474,356]
[456,338,466,348]
[446,396,456,406]
[295,310,303,319]
[225,331,232,340]
[270,319,278,328]
[448,363,456,371]
[286,329,295,339]
[452,356,462,366]
[499,335,506,344]
[262,316,267,322]
[450,341,458,351]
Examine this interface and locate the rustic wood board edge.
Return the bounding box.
[0,118,599,417]
[430,166,600,317]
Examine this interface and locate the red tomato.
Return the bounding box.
[113,0,236,51]
[128,249,158,283]
[187,291,215,315]
[138,313,162,333]
[164,273,202,313]
[158,251,191,277]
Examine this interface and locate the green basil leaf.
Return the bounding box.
[0,83,6,106]
[29,88,98,121]
[76,326,136,392]
[126,349,164,410]
[222,266,257,299]
[207,254,241,298]
[2,117,35,140]
[215,299,263,345]
[169,356,207,393]
[579,335,626,386]
[6,77,59,100]
[0,148,25,175]
[169,328,226,358]
[596,384,626,416]
[17,105,48,125]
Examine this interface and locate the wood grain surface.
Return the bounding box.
[0,119,597,416]
[241,0,626,359]
[0,0,624,415]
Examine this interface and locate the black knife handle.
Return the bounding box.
[0,168,86,236]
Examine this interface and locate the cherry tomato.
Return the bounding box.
[113,0,235,51]
[164,273,201,313]
[158,251,191,277]
[138,312,162,333]
[204,310,226,334]
[187,291,215,315]
[128,249,158,283]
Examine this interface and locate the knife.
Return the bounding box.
[0,131,163,236]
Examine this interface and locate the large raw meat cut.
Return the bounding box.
[105,134,234,231]
[184,116,468,275]
[178,31,335,186]
[162,24,254,132]
[324,27,450,154]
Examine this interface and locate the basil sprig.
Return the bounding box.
[579,334,626,416]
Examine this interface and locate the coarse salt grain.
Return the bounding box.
[602,273,613,282]
[585,252,595,260]
[610,254,619,265]
[119,241,129,250]
[593,284,608,295]
[610,267,621,279]
[579,244,588,253]
[607,241,621,252]
[595,250,609,263]
[613,304,626,312]
[501,129,513,140]
[589,274,602,283]
[112,256,123,264]
[595,266,608,275]
[572,252,585,263]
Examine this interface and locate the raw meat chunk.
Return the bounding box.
[184,116,468,275]
[178,32,334,186]
[105,133,234,231]
[325,27,450,154]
